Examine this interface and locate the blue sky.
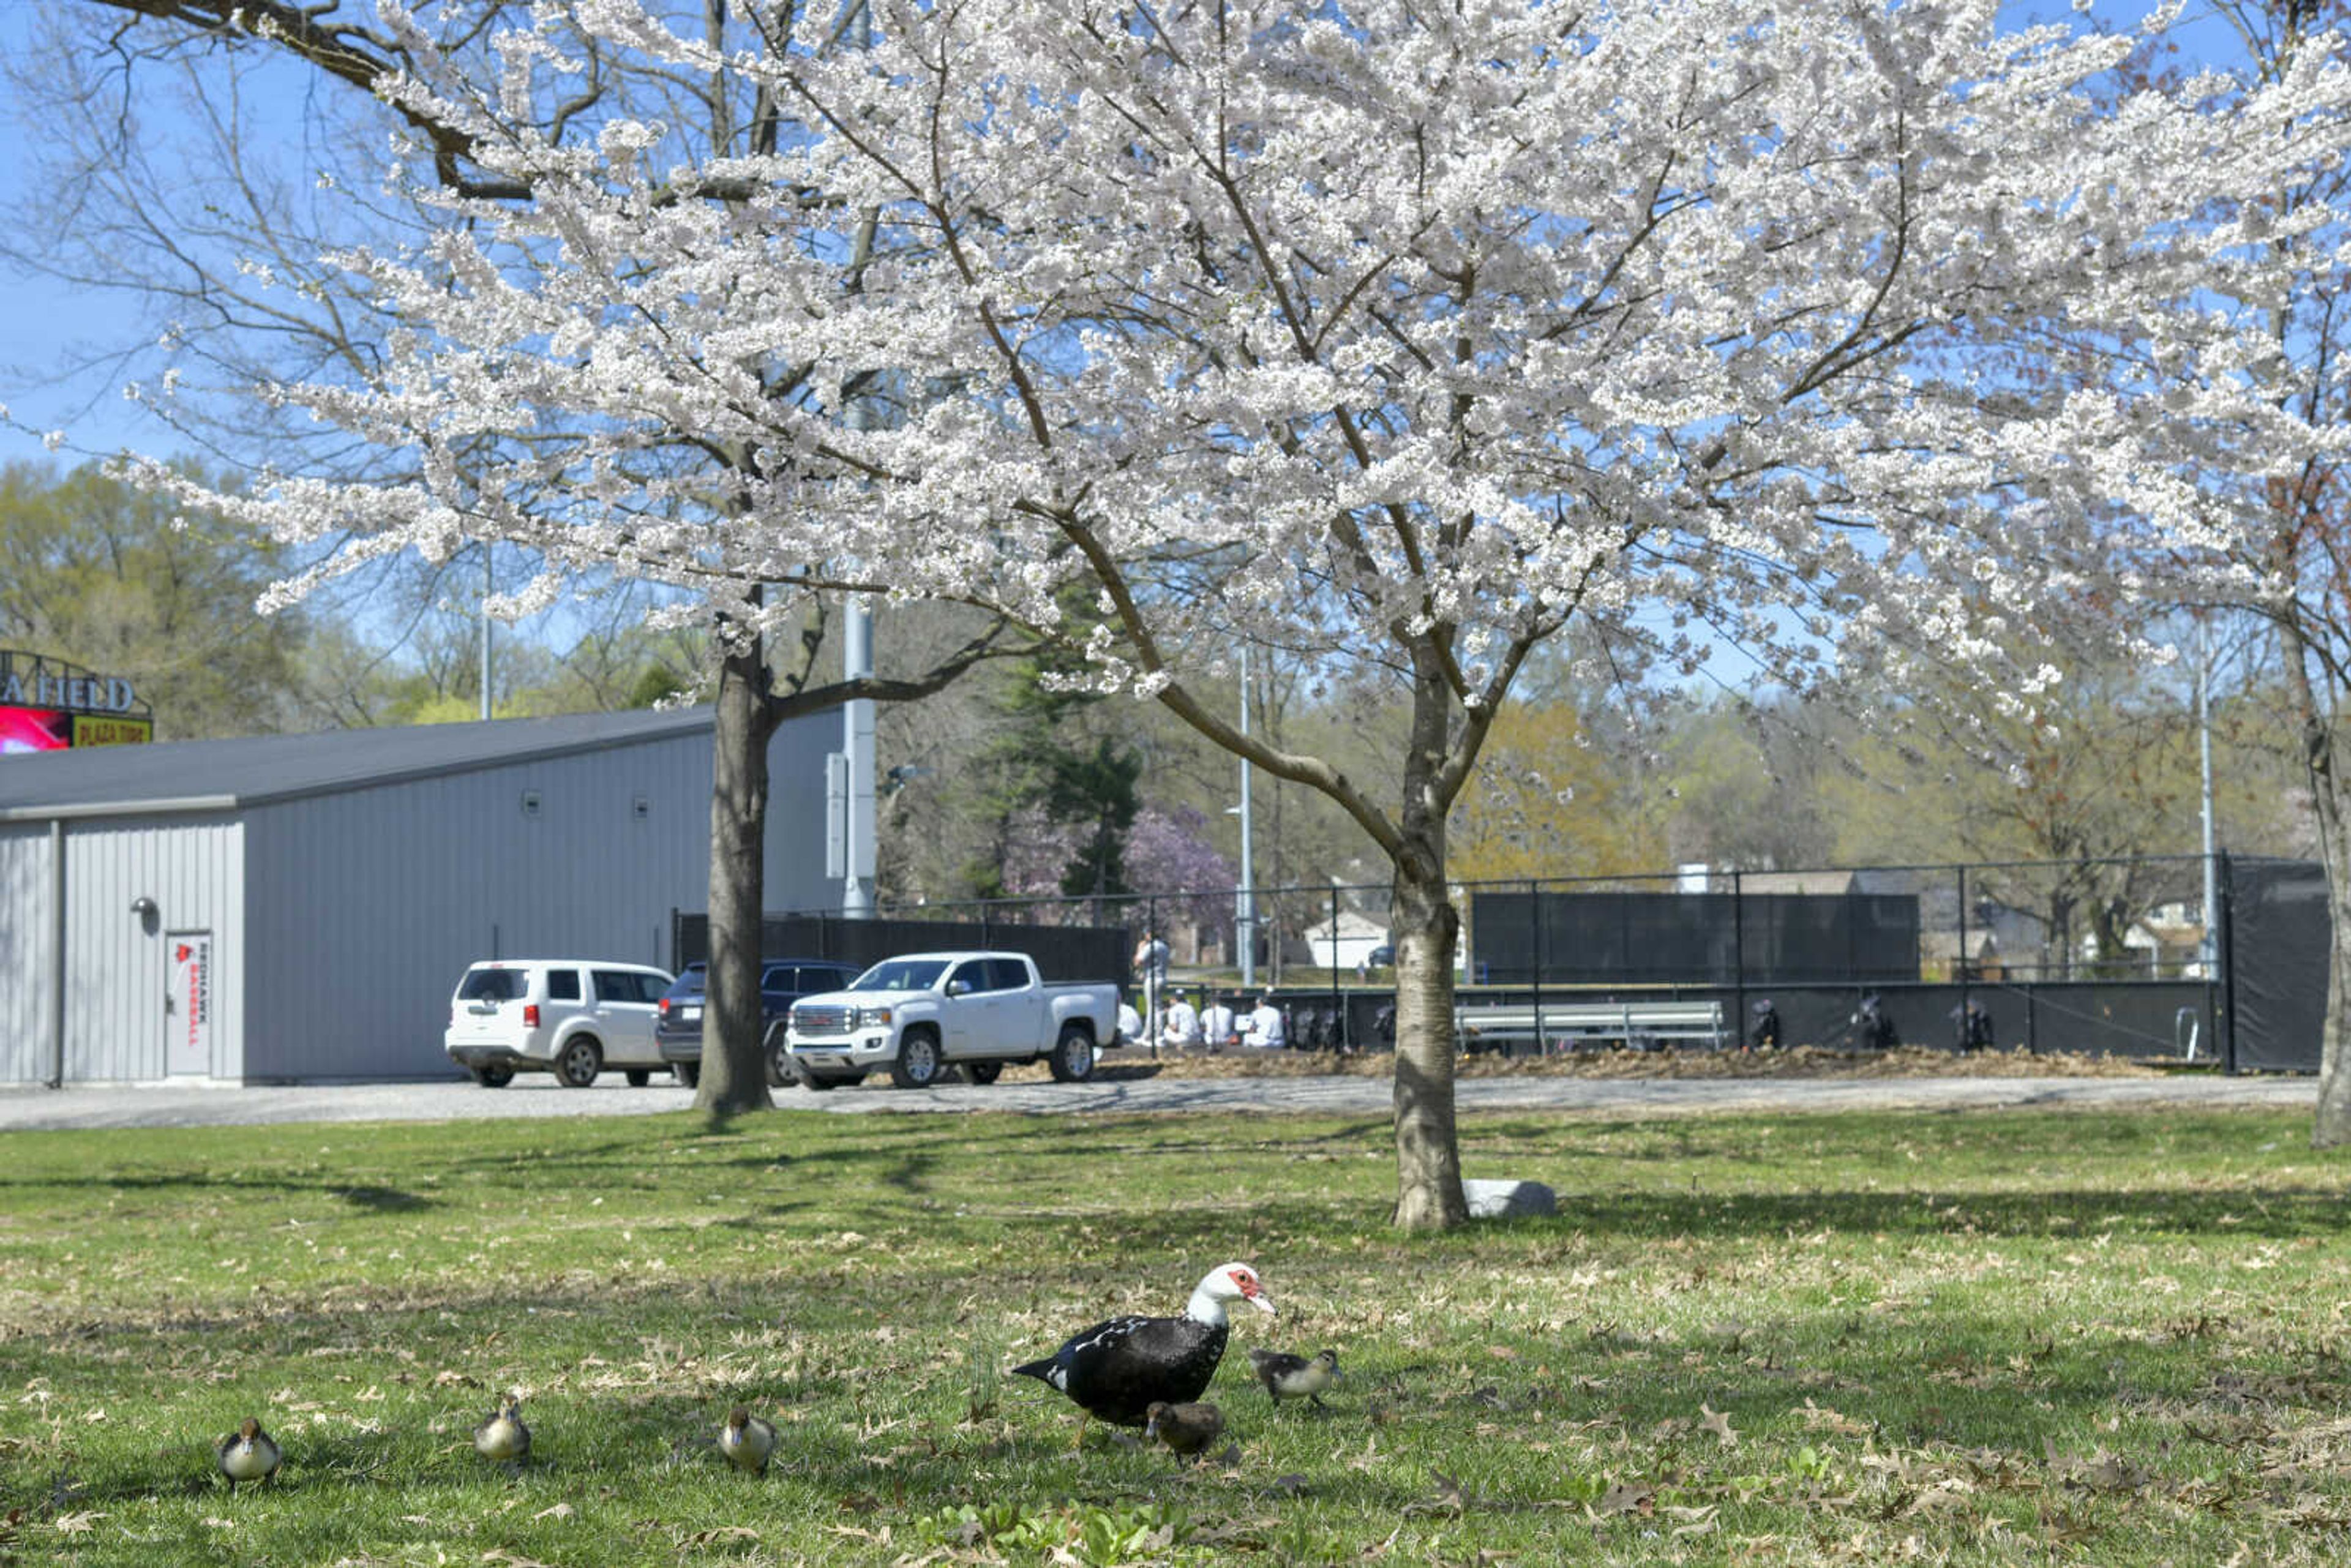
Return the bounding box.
[0,0,2259,479]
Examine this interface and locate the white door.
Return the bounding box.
[165,931,214,1076]
[590,970,664,1065]
[940,961,1000,1056]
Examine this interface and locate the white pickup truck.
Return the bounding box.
[782,951,1123,1090]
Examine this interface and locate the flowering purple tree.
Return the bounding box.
[1125,807,1239,932]
[999,802,1232,932]
[94,0,2351,1225]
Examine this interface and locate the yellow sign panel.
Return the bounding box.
[72,715,153,748]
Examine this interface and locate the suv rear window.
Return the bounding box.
[457,969,528,1002]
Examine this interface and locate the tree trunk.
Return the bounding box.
[696,636,778,1114]
[1389,848,1467,1229]
[2295,689,2351,1147]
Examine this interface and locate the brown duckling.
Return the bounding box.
[718,1405,777,1476]
[1142,1399,1224,1461]
[1247,1347,1342,1408]
[215,1417,282,1491]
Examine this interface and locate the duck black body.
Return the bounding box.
[1012,1262,1273,1427]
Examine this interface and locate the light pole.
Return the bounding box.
[2199,615,2218,980]
[479,540,493,722]
[1237,645,1256,990]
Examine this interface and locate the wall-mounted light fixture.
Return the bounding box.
[130,896,157,919]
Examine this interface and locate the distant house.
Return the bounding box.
[1302,907,1387,972]
[1733,869,1863,898]
[1920,927,2004,981]
[2119,903,2210,978]
[0,708,832,1084]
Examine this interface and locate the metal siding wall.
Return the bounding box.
[55,817,244,1082]
[0,827,55,1079]
[766,710,833,911]
[244,711,833,1080]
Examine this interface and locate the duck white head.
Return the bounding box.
[1186,1261,1275,1323]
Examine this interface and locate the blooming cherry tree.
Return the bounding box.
[124,0,2350,1224]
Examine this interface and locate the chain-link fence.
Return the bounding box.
[688,852,2317,1068]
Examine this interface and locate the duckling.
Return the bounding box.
[473,1395,532,1471]
[1247,1347,1342,1408]
[718,1405,776,1476]
[1142,1399,1224,1461]
[215,1417,282,1491]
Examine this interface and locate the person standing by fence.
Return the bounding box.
[1133,929,1171,1046]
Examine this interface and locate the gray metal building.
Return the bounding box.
[0,707,831,1084]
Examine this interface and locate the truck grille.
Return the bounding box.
[794,1005,853,1037]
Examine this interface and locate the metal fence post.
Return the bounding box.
[1529,879,1545,1056]
[2219,849,2238,1075]
[1730,868,1745,1052]
[1957,864,1970,1051]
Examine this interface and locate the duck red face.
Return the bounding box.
[1223,1264,1276,1315]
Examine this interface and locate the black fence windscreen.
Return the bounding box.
[1472,890,1919,985]
[672,913,1131,988]
[662,853,2334,1071]
[2227,857,2331,1073]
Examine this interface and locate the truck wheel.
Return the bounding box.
[890,1030,943,1089]
[470,1064,513,1089]
[966,1061,1002,1085]
[555,1037,602,1088]
[625,1068,651,1087]
[1047,1025,1096,1083]
[673,1062,700,1089]
[764,1024,795,1089]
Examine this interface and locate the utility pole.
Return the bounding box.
[479,541,493,722]
[837,0,880,919]
[1238,644,1256,989]
[842,597,876,917]
[2199,616,2218,979]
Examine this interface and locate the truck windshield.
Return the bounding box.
[850,958,950,992]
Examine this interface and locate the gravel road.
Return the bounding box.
[0,1066,2314,1131]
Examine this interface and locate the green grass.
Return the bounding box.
[2,1105,2348,1565]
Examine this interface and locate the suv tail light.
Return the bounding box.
[659,997,671,1017]
[523,1003,541,1027]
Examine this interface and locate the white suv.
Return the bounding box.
[443,959,676,1088]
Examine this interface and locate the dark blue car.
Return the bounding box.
[656,959,863,1088]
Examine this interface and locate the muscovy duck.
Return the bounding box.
[216,1417,282,1491]
[719,1405,777,1475]
[1247,1346,1341,1407]
[473,1394,532,1469]
[1011,1262,1274,1427]
[1144,1399,1225,1460]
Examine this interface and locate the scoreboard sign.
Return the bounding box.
[0,651,154,754]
